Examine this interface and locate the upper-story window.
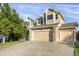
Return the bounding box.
[38,17,43,24]
[44,13,46,25]
[56,14,58,19]
[38,19,41,24]
[47,14,53,20]
[40,17,43,25]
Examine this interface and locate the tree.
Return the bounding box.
[76,31,79,41]
[0,3,12,43]
[0,3,24,43]
[22,20,29,40]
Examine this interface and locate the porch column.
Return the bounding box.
[30,20,32,27]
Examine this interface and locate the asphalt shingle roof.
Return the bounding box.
[59,22,78,29]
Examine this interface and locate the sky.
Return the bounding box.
[9,3,79,29]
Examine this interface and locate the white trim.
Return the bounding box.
[37,19,41,25]
[30,20,31,27]
[46,10,48,25]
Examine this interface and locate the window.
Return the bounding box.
[38,19,41,24]
[44,13,46,25]
[38,17,43,24]
[40,17,43,23]
[56,14,58,19]
[47,14,53,20]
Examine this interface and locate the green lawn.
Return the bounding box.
[74,41,79,56]
[0,40,25,48]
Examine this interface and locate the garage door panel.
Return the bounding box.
[60,30,74,44]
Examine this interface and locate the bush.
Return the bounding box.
[26,30,29,41]
[75,41,79,48]
[76,31,79,41]
[74,41,79,56]
[23,28,29,41]
[7,33,22,42]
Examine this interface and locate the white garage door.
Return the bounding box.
[31,29,50,41]
[60,29,74,44]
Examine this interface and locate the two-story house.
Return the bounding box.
[29,8,78,45]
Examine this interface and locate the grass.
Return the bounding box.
[74,41,79,56]
[0,40,25,48]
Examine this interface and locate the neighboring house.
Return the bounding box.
[26,17,37,28]
[25,17,34,27]
[29,8,78,44]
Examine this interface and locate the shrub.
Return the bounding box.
[74,41,79,56]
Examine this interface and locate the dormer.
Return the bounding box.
[44,8,65,25]
[27,17,34,27]
[37,16,43,25]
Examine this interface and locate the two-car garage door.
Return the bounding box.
[31,29,53,42]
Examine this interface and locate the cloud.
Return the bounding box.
[12,3,46,19]
[10,3,79,23]
[19,12,36,20]
[65,14,78,22]
[58,7,79,15]
[51,4,79,23]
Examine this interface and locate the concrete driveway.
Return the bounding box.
[0,41,74,56]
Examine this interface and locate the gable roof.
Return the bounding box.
[44,8,64,21]
[59,22,78,29]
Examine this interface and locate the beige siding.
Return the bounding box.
[58,14,64,23]
[55,28,60,42]
[60,29,74,44]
